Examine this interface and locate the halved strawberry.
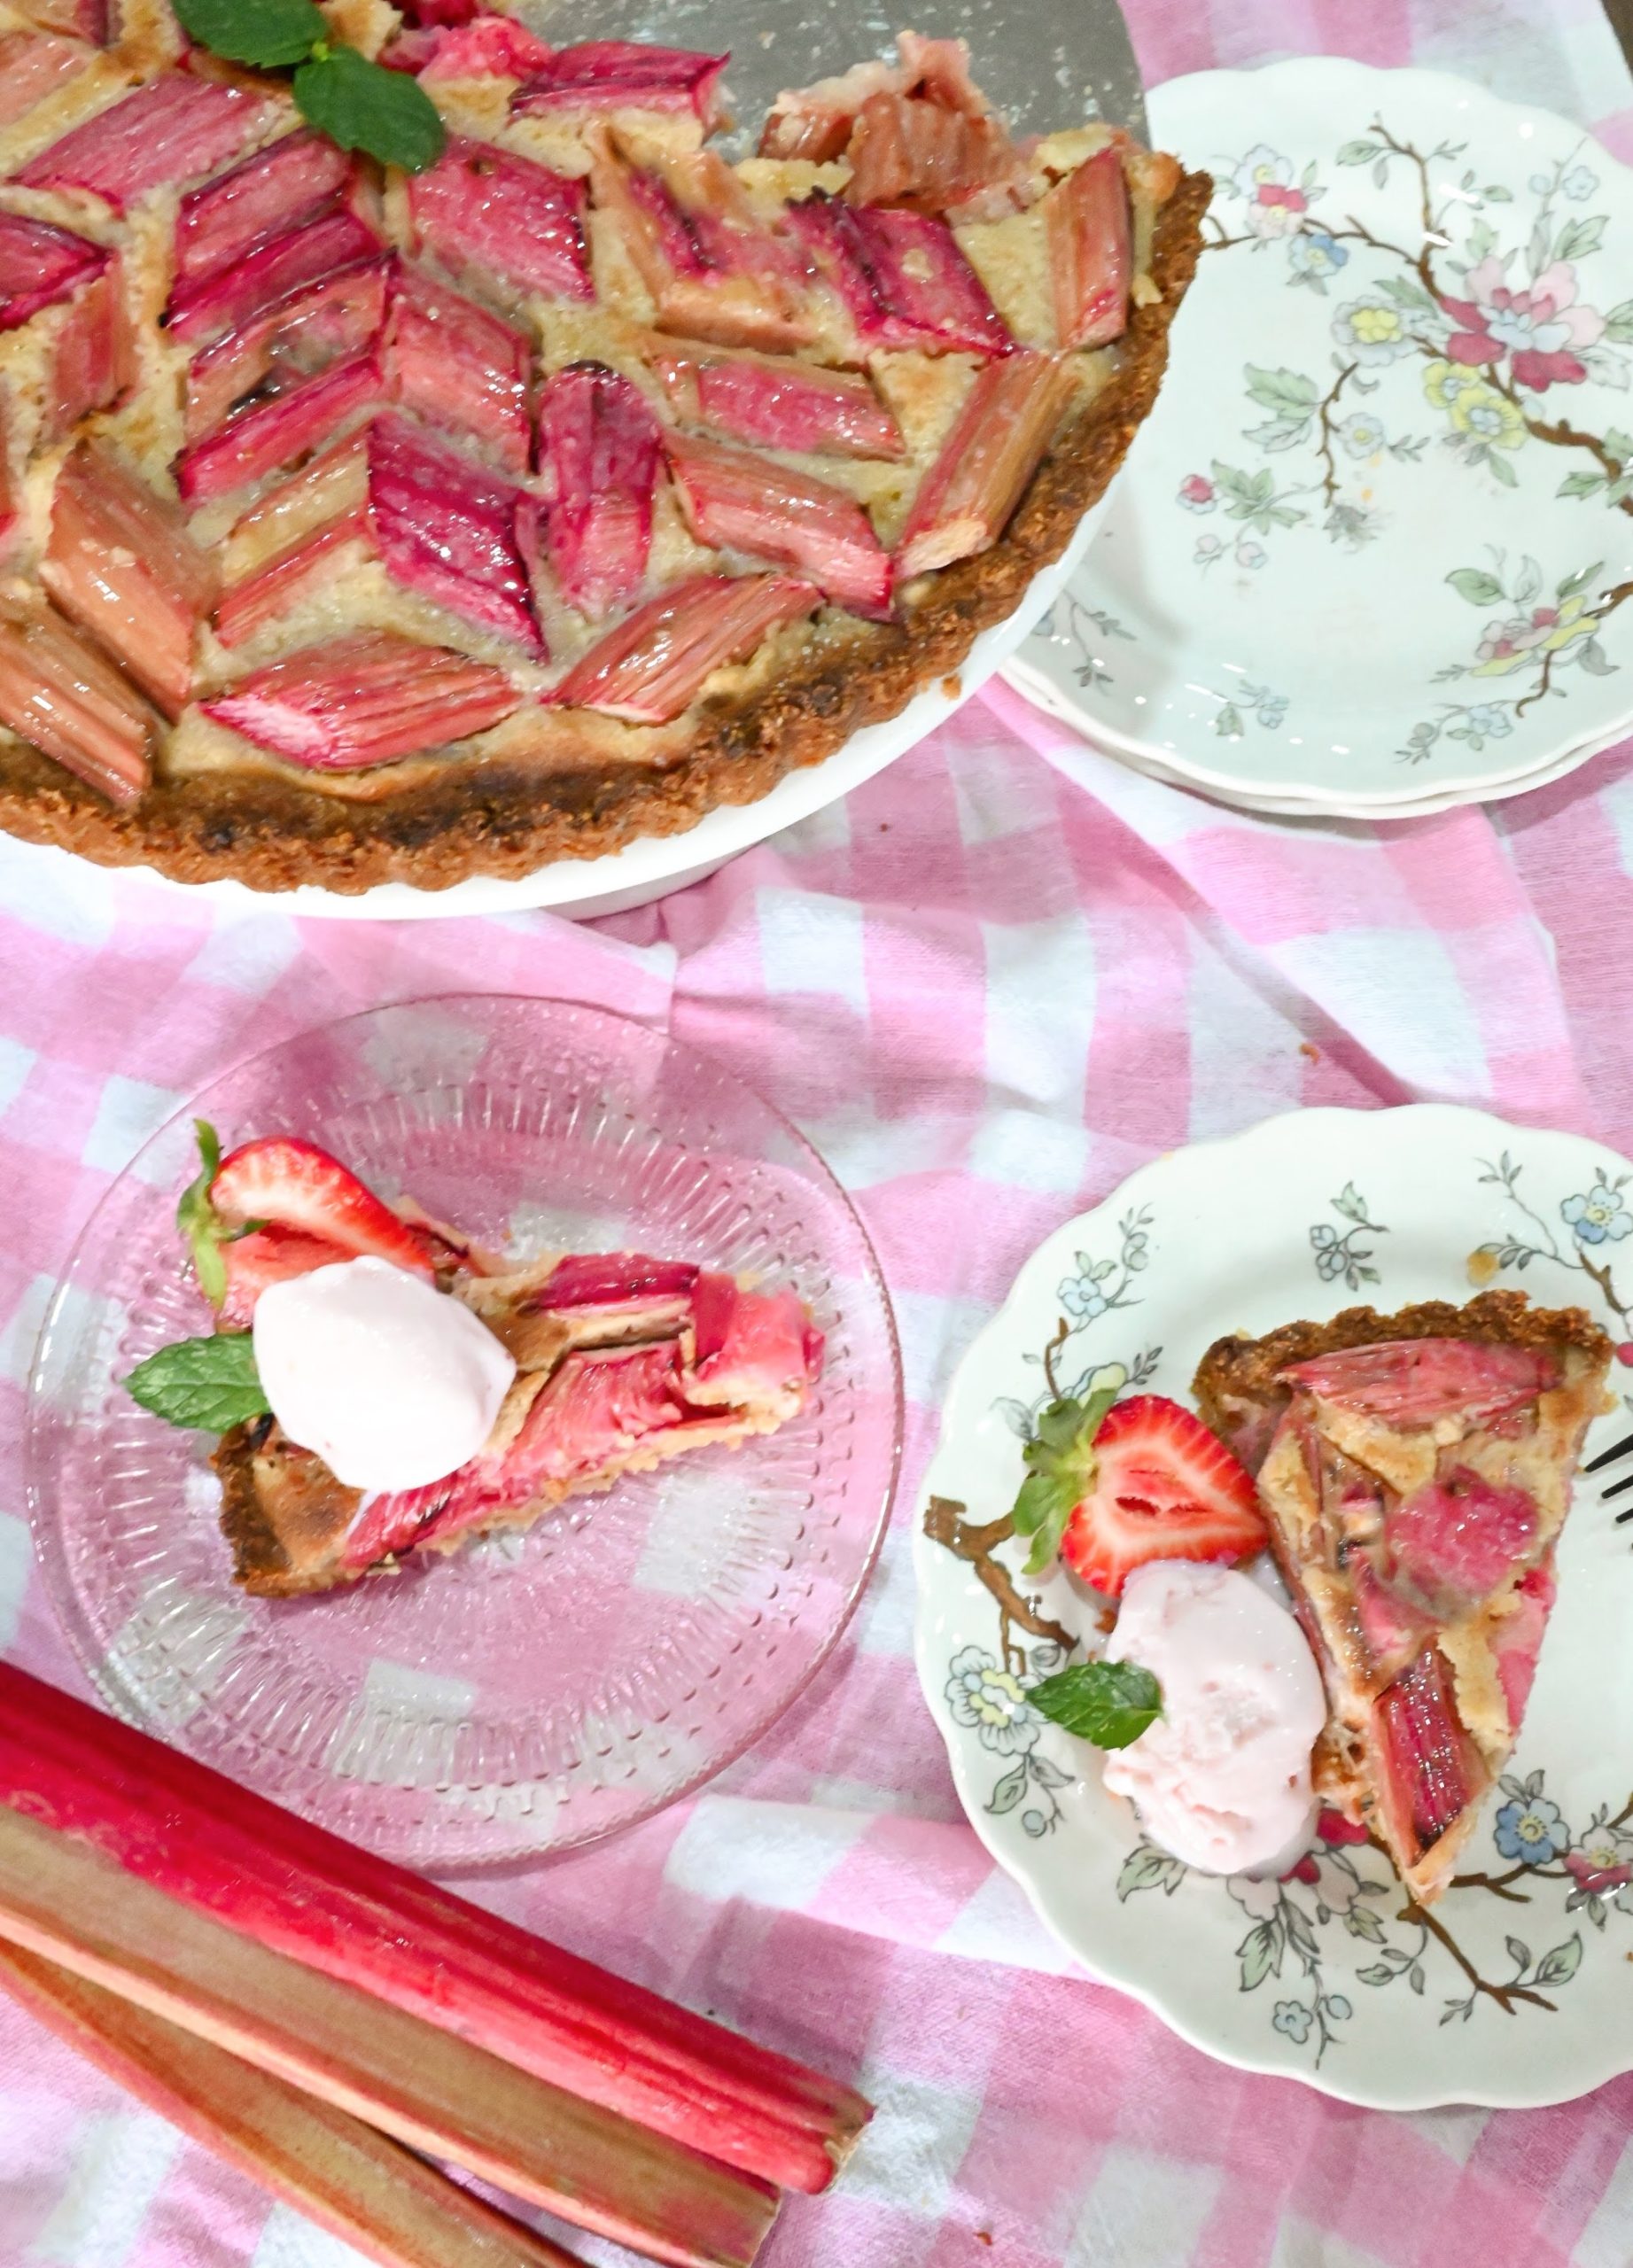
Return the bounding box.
[1058,1394,1266,1598]
[209,1138,435,1278]
[220,1225,355,1328]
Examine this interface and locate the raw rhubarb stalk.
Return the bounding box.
[0,1941,590,2268]
[10,0,109,40]
[513,42,728,128]
[644,338,902,460]
[0,1798,777,2268]
[786,192,1012,358]
[0,601,153,803]
[175,346,384,503]
[173,130,354,296]
[531,361,661,618]
[391,15,556,81]
[184,257,391,442]
[367,413,542,651]
[666,431,890,617]
[41,443,215,717]
[408,136,592,305]
[167,207,384,346]
[0,29,92,129]
[548,573,818,723]
[0,1660,867,2194]
[0,209,106,330]
[204,632,519,768]
[894,349,1075,576]
[385,268,531,476]
[1045,143,1131,348]
[15,73,272,213]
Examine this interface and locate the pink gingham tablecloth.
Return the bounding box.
[6,3,1633,2264]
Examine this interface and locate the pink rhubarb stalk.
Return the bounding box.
[15,73,272,213]
[786,192,1012,357]
[49,260,133,438]
[408,136,592,305]
[644,337,903,460]
[175,347,384,504]
[0,29,92,129]
[0,1658,867,2194]
[0,208,106,330]
[531,361,661,618]
[367,412,542,651]
[1280,1338,1559,1428]
[666,431,891,617]
[0,600,153,804]
[548,573,819,723]
[390,14,555,80]
[384,268,531,476]
[1374,1645,1483,1865]
[1045,144,1131,348]
[172,130,354,298]
[166,206,383,346]
[894,348,1075,576]
[183,257,391,443]
[204,632,519,770]
[512,42,728,129]
[9,0,109,40]
[42,443,215,718]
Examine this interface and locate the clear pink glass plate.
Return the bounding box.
[26,996,900,1868]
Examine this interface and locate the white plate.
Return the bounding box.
[914,1105,1633,2109]
[1001,61,1633,814]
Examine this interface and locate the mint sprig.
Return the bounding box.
[126,1332,270,1433]
[176,1117,228,1308]
[1030,1659,1161,1749]
[172,0,445,172]
[1010,1385,1116,1576]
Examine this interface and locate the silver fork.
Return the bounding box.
[1583,1427,1633,1518]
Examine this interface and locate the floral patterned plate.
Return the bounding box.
[1000,62,1633,813]
[913,1105,1633,2107]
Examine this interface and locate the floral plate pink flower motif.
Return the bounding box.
[1442,255,1607,391]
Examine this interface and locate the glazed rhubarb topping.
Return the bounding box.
[536,1252,701,1309]
[176,348,384,505]
[895,349,1075,576]
[385,268,531,475]
[0,210,106,330]
[0,29,91,130]
[841,37,1025,218]
[1383,1467,1538,1612]
[513,40,729,128]
[786,192,1013,357]
[647,338,904,460]
[1376,1644,1481,1861]
[0,601,153,803]
[172,131,354,298]
[758,58,902,163]
[1490,1560,1555,1728]
[390,13,555,81]
[408,136,592,305]
[531,361,661,618]
[368,413,541,651]
[548,573,819,722]
[10,0,109,38]
[203,632,520,769]
[1046,142,1131,348]
[667,431,891,617]
[166,207,384,346]
[183,258,391,443]
[1279,1337,1559,1428]
[42,443,215,718]
[15,73,271,212]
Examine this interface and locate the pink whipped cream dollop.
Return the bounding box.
[1101,1561,1326,1876]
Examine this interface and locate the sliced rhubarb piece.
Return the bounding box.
[393,14,555,80]
[686,1273,823,1421]
[166,206,383,346]
[758,58,899,163]
[41,444,215,718]
[9,0,109,39]
[531,361,661,618]
[1374,1644,1484,1867]
[0,1800,779,2268]
[539,1252,701,1309]
[844,89,1022,216]
[172,130,354,297]
[1491,1560,1556,1730]
[1383,1467,1538,1612]
[183,257,391,443]
[895,347,1074,577]
[644,337,903,460]
[48,260,132,439]
[590,134,816,354]
[220,1226,356,1329]
[548,572,818,723]
[204,633,520,770]
[513,42,728,129]
[15,73,272,214]
[1279,1339,1559,1429]
[397,0,479,22]
[385,267,531,476]
[0,1657,868,2195]
[0,1942,589,2268]
[786,191,1012,358]
[175,347,383,505]
[408,136,591,305]
[1045,142,1131,348]
[0,29,93,130]
[666,431,890,617]
[368,412,541,650]
[0,208,105,330]
[211,1137,438,1275]
[0,600,152,804]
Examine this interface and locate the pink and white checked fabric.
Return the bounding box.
[6,4,1633,2264]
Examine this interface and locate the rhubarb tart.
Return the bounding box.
[1193,1293,1613,1905]
[0,3,1205,891]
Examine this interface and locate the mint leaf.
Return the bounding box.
[125,1332,268,1433]
[174,0,325,67]
[176,1117,228,1308]
[1010,1386,1116,1575]
[295,45,446,171]
[1030,1659,1161,1748]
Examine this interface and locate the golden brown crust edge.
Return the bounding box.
[213,1422,350,1598]
[0,168,1212,897]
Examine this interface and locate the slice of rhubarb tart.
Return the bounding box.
[1193,1293,1613,1905]
[0,5,1206,893]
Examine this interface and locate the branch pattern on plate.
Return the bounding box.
[1472,1149,1633,1341]
[1310,1181,1389,1288]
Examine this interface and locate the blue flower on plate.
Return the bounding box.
[1562,164,1599,201]
[1289,229,1349,284]
[1494,1795,1568,1865]
[1562,1185,1633,1246]
[1272,2000,1313,2042]
[1060,1278,1108,1324]
[1462,703,1512,739]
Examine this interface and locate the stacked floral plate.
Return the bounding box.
[1002,60,1633,818]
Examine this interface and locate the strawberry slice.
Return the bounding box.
[220,1225,356,1328]
[210,1138,435,1278]
[1057,1394,1266,1598]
